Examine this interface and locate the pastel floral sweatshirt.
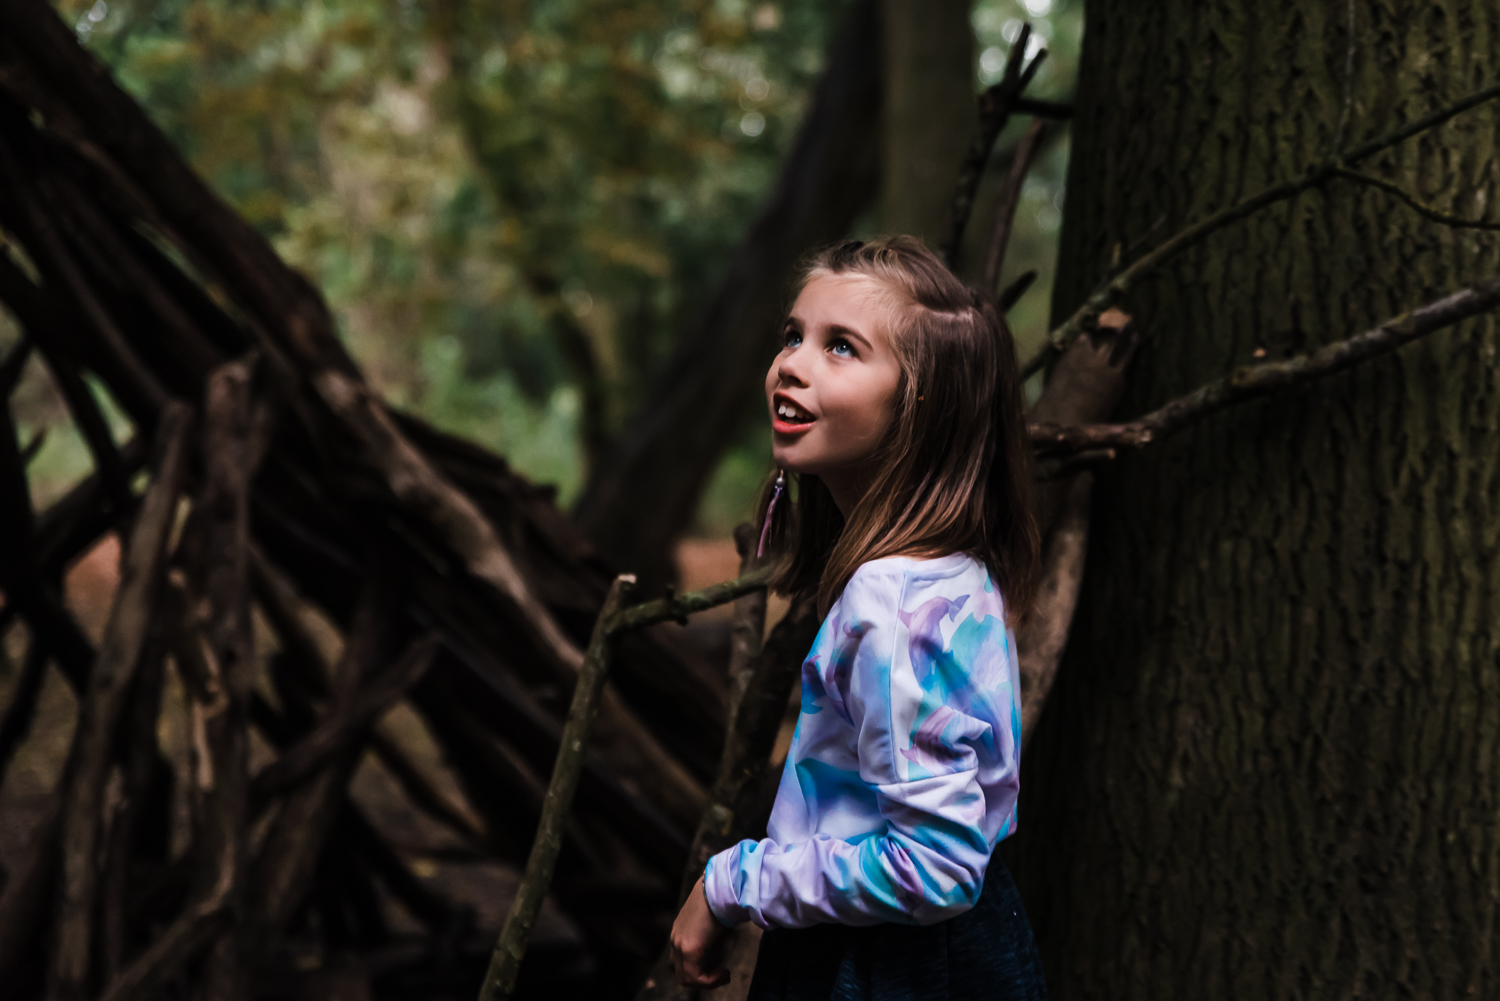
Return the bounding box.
[702,553,1021,929]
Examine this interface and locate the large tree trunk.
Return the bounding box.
[1012,2,1500,998]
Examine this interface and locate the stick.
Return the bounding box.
[48,401,190,1001]
[1022,79,1500,376]
[188,360,262,1001]
[477,574,635,1001]
[610,566,773,633]
[250,545,488,845]
[1328,166,1500,231]
[940,25,1048,268]
[243,572,397,970]
[100,618,171,979]
[999,269,1038,312]
[1029,273,1500,454]
[983,118,1048,293]
[251,633,438,798]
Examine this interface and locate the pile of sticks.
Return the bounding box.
[0,4,821,998]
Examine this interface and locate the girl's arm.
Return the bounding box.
[702,563,1018,929]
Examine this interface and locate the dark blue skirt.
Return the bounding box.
[745,857,1047,1001]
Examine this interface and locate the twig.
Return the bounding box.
[941,24,1048,268]
[95,890,233,1001]
[999,269,1038,312]
[1022,79,1500,376]
[1017,471,1091,746]
[50,401,191,1000]
[1029,273,1500,455]
[252,633,438,798]
[608,566,772,633]
[984,118,1049,293]
[477,574,636,1001]
[1329,167,1500,230]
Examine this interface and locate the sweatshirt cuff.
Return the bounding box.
[702,847,751,927]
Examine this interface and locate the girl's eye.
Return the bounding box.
[783,328,803,349]
[829,338,854,358]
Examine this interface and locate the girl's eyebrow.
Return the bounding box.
[828,324,873,352]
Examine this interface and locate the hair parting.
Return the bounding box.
[757,235,1041,617]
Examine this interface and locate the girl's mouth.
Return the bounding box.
[772,394,815,433]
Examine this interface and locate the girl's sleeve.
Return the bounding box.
[701,566,1010,929]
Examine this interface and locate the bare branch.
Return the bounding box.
[941,24,1048,268]
[478,574,636,1001]
[1329,167,1500,231]
[50,401,191,1000]
[1030,274,1500,455]
[1023,79,1500,376]
[252,633,438,798]
[984,118,1049,293]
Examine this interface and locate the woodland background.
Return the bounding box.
[4,0,1500,999]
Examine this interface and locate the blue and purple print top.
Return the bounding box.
[703,553,1021,929]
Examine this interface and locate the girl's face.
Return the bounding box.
[765,274,903,513]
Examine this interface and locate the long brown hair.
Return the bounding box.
[758,236,1040,615]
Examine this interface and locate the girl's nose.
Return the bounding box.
[777,346,809,387]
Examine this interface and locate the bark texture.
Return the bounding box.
[1011,3,1500,998]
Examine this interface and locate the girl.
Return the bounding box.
[669,236,1047,1001]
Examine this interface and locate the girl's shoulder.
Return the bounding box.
[841,552,997,612]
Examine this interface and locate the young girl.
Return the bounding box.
[669,236,1047,1001]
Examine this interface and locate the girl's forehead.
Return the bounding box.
[794,273,897,341]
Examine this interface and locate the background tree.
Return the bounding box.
[1012,2,1500,997]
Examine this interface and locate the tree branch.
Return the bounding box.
[984,118,1049,293]
[941,24,1048,268]
[1023,79,1500,376]
[50,401,191,1000]
[1329,166,1500,231]
[1030,274,1500,455]
[477,574,635,1001]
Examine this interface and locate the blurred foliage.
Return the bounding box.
[12,0,1079,533]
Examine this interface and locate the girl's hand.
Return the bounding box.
[670,876,732,989]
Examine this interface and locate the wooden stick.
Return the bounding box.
[100,619,171,979]
[251,633,438,798]
[49,400,191,1001]
[1029,273,1500,455]
[940,24,1048,269]
[243,573,396,970]
[1022,79,1500,377]
[188,360,261,1001]
[477,574,635,1001]
[983,118,1048,294]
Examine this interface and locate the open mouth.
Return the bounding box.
[773,394,816,429]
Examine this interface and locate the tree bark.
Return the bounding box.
[1011,2,1500,997]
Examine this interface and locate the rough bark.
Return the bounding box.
[573,0,883,592]
[1011,3,1500,998]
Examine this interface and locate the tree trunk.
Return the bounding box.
[1012,2,1500,998]
[877,0,974,243]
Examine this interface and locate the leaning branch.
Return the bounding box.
[478,574,636,1001]
[1029,274,1500,454]
[1022,80,1500,376]
[1329,167,1500,231]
